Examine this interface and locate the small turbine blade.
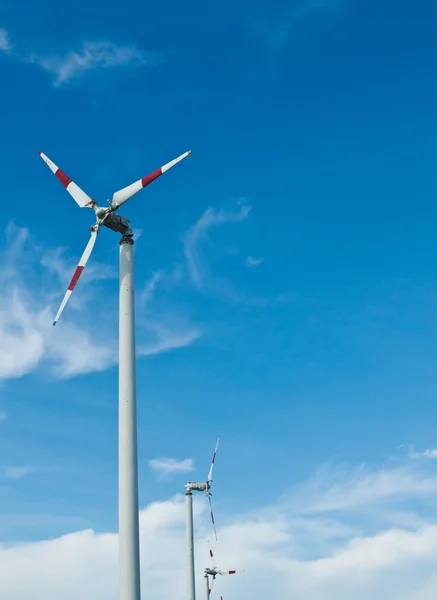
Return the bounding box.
[39,152,94,209]
[207,540,217,569]
[207,437,220,483]
[208,494,218,541]
[111,150,192,209]
[52,228,99,325]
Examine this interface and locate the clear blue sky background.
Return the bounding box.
[1,0,437,543]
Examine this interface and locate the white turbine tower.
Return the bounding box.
[39,148,191,600]
[204,543,244,600]
[185,438,220,600]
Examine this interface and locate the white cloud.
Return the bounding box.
[286,463,437,516]
[148,457,195,477]
[246,0,348,50]
[0,32,161,86]
[0,222,200,382]
[5,466,37,480]
[0,28,11,52]
[2,462,437,599]
[28,41,161,86]
[244,256,264,267]
[422,449,437,459]
[183,198,252,294]
[408,446,437,460]
[137,270,202,357]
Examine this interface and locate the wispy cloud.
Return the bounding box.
[245,0,348,50]
[285,462,437,517]
[0,28,11,52]
[0,412,6,423]
[408,445,437,460]
[183,198,252,296]
[0,31,161,86]
[5,465,37,480]
[148,457,195,477]
[0,222,116,381]
[244,256,264,267]
[0,222,200,382]
[28,41,162,87]
[138,323,201,358]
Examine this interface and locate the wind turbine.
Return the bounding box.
[204,542,244,600]
[185,438,220,600]
[39,148,191,600]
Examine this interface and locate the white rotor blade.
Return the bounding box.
[207,494,218,541]
[52,228,98,326]
[218,570,242,576]
[39,151,94,209]
[207,541,217,569]
[207,437,220,483]
[111,150,191,209]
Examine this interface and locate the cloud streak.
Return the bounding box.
[183,198,252,297]
[0,28,11,52]
[148,458,195,477]
[408,446,437,460]
[0,30,161,86]
[5,466,37,480]
[244,256,264,267]
[28,41,162,87]
[245,0,349,50]
[0,222,200,382]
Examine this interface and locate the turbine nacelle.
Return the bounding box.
[185,482,208,492]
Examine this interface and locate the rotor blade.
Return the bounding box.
[111,150,191,209]
[39,152,94,209]
[207,540,217,569]
[52,228,98,326]
[207,494,218,541]
[218,570,241,575]
[207,437,220,483]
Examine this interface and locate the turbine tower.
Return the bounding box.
[39,149,191,600]
[185,438,220,600]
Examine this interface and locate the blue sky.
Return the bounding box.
[2,0,437,598]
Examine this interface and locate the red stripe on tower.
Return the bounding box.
[141,168,162,188]
[56,168,72,188]
[68,266,84,291]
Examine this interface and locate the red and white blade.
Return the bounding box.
[52,229,98,325]
[207,437,220,482]
[208,494,218,541]
[218,570,240,576]
[111,150,191,209]
[39,152,94,209]
[207,541,217,569]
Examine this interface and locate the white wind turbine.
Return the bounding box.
[185,438,220,600]
[39,148,191,600]
[204,542,244,600]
